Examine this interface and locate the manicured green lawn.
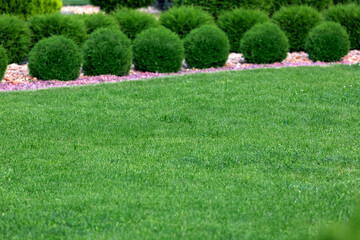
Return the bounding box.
[1,65,359,239]
[62,0,90,6]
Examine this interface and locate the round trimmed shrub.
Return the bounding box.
[0,15,31,63]
[28,36,82,81]
[112,8,159,40]
[83,13,119,35]
[133,27,184,73]
[272,5,321,52]
[324,4,360,50]
[0,46,8,80]
[83,28,132,76]
[0,0,62,19]
[305,22,350,62]
[90,0,154,13]
[159,6,215,39]
[270,0,331,13]
[27,14,87,47]
[217,8,269,53]
[173,0,272,17]
[240,22,289,64]
[184,25,230,69]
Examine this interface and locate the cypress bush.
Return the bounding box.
[112,8,159,40]
[173,0,272,17]
[0,46,8,81]
[217,8,269,53]
[324,4,360,49]
[184,25,229,69]
[133,27,184,73]
[28,36,83,81]
[159,6,215,39]
[27,14,87,47]
[305,22,350,62]
[83,28,132,76]
[83,13,119,35]
[272,5,321,52]
[0,15,31,63]
[240,22,289,64]
[0,0,62,19]
[90,0,154,13]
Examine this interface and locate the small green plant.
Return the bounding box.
[159,6,215,39]
[324,4,360,50]
[27,13,87,47]
[0,15,31,63]
[272,5,321,52]
[112,8,159,40]
[0,46,8,80]
[0,0,62,19]
[305,22,350,62]
[83,13,119,35]
[28,36,83,81]
[240,22,289,64]
[83,28,132,76]
[174,0,271,17]
[184,25,229,69]
[89,0,154,13]
[217,8,269,53]
[133,27,184,73]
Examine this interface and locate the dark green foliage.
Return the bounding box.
[83,28,132,76]
[0,46,7,80]
[27,14,87,47]
[270,0,332,13]
[305,22,350,62]
[0,0,62,19]
[217,8,269,53]
[83,13,119,35]
[184,25,229,69]
[159,6,215,39]
[174,0,272,17]
[112,8,159,40]
[0,15,31,63]
[133,27,184,73]
[333,0,360,4]
[89,0,154,13]
[28,36,82,81]
[240,22,289,64]
[153,0,173,10]
[324,4,360,49]
[272,5,321,52]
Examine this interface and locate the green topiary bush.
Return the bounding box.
[272,5,321,52]
[159,6,215,39]
[270,0,331,13]
[0,15,31,63]
[0,0,62,19]
[90,0,154,13]
[324,4,360,50]
[184,25,229,69]
[133,27,184,73]
[305,22,350,62]
[0,46,8,80]
[240,22,289,64]
[83,28,132,76]
[112,8,159,40]
[217,8,269,53]
[83,13,119,35]
[174,0,272,17]
[28,36,83,81]
[27,14,87,47]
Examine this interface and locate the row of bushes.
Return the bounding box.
[0,20,350,82]
[1,3,360,65]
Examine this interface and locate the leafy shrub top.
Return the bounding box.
[0,45,8,80]
[0,0,62,19]
[272,5,321,52]
[217,8,269,52]
[159,6,215,39]
[83,13,119,35]
[90,0,154,13]
[112,8,159,40]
